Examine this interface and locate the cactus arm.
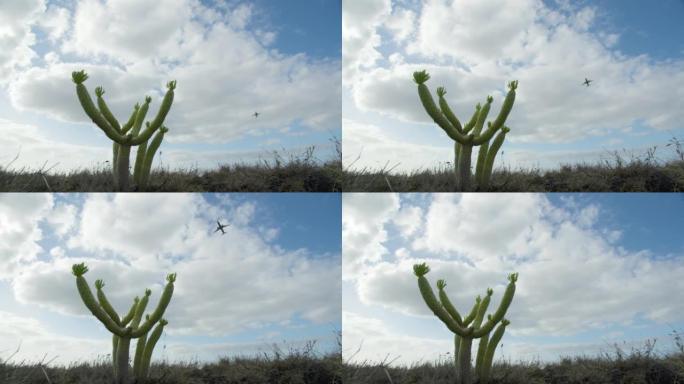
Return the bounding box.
[463,104,480,133]
[473,96,493,136]
[489,81,517,132]
[473,288,493,329]
[139,126,167,188]
[133,138,148,186]
[122,105,139,134]
[475,332,490,378]
[122,297,139,326]
[414,71,470,144]
[436,280,463,325]
[480,319,510,384]
[112,143,120,178]
[130,97,151,136]
[436,87,463,134]
[133,325,148,378]
[72,264,127,336]
[95,279,121,325]
[479,127,510,190]
[462,296,481,326]
[95,87,121,132]
[475,138,490,188]
[147,81,176,131]
[414,264,470,337]
[132,274,176,337]
[473,273,517,337]
[72,71,128,144]
[139,319,167,379]
[131,289,151,329]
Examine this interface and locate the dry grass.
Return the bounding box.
[343,335,684,384]
[1,340,343,384]
[0,141,343,192]
[343,138,684,192]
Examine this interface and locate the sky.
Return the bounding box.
[342,0,684,173]
[0,0,341,173]
[0,193,341,365]
[342,193,684,365]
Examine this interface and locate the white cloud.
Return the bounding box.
[342,0,684,171]
[343,194,684,363]
[0,0,44,83]
[0,193,53,278]
[2,0,340,170]
[5,194,340,341]
[342,193,399,279]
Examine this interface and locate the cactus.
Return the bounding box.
[72,70,176,191]
[413,70,517,191]
[413,263,517,384]
[72,263,176,384]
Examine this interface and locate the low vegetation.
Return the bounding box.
[344,138,684,192]
[0,144,342,192]
[1,341,342,384]
[344,334,684,384]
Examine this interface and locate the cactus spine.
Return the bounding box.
[413,263,517,384]
[413,71,517,191]
[72,263,176,384]
[72,71,176,191]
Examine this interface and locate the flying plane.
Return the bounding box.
[214,219,230,235]
[253,112,259,118]
[583,78,593,87]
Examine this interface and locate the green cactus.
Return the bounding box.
[413,263,517,384]
[72,71,176,191]
[72,263,176,384]
[413,71,517,191]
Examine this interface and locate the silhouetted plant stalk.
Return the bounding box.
[72,71,176,191]
[413,70,518,191]
[72,263,176,384]
[413,263,517,384]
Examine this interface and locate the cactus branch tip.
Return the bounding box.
[508,272,519,283]
[95,279,105,289]
[144,96,152,104]
[144,288,151,297]
[502,126,511,133]
[413,263,430,277]
[71,70,88,84]
[486,287,493,296]
[436,279,446,289]
[502,318,511,326]
[160,319,169,326]
[160,126,169,133]
[95,86,105,97]
[508,80,519,91]
[72,263,88,276]
[486,95,493,103]
[436,86,447,97]
[413,70,430,85]
[167,273,177,283]
[167,80,177,90]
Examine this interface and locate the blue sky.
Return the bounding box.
[0,193,340,365]
[343,0,684,172]
[343,193,684,365]
[0,0,340,172]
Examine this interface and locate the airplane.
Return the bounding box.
[253,112,259,118]
[583,78,593,87]
[214,219,230,235]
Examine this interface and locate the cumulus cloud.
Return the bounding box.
[343,194,684,363]
[1,0,340,171]
[342,0,684,170]
[2,194,340,362]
